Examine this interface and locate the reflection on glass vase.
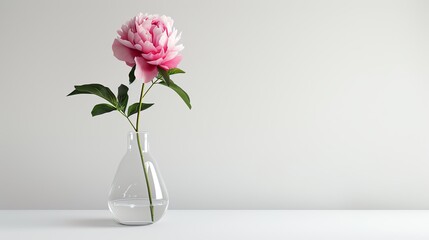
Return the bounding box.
[108,132,169,225]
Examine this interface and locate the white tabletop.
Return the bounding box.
[1,210,429,240]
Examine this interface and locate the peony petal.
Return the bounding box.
[167,29,177,48]
[147,58,164,65]
[134,44,142,51]
[163,50,178,62]
[174,31,182,45]
[158,33,168,49]
[160,55,182,69]
[142,41,157,53]
[173,44,184,52]
[112,39,139,65]
[133,31,142,44]
[127,30,135,44]
[152,27,163,46]
[141,16,152,30]
[135,57,158,83]
[160,15,174,35]
[142,48,164,61]
[138,30,151,42]
[117,38,135,49]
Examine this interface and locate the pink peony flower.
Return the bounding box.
[112,13,184,83]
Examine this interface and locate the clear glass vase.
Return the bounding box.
[108,132,169,225]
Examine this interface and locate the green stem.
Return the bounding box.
[142,79,159,99]
[136,132,154,222]
[135,82,154,223]
[119,111,136,131]
[135,80,159,130]
[136,83,145,131]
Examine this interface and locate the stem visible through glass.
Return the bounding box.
[136,132,154,222]
[135,82,155,223]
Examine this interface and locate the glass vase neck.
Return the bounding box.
[128,131,148,152]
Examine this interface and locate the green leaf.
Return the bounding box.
[157,67,171,86]
[129,65,136,84]
[127,103,154,117]
[91,103,117,117]
[168,68,186,75]
[158,80,192,109]
[67,84,118,106]
[67,89,81,96]
[117,84,129,111]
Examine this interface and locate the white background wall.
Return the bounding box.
[1,0,429,210]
